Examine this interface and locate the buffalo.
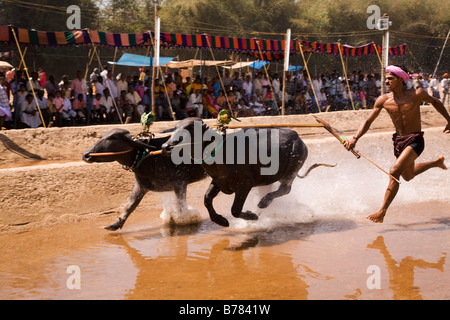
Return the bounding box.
[162,118,334,227]
[82,128,207,230]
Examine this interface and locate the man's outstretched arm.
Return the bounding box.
[419,88,450,133]
[344,95,386,150]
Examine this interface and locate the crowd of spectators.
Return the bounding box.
[0,65,448,130]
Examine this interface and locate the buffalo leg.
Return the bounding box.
[257,180,293,209]
[232,188,258,221]
[173,182,187,213]
[104,182,147,231]
[204,181,229,227]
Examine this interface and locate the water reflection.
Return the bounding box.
[368,235,447,300]
[102,218,357,299]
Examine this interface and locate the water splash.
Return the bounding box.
[160,194,202,225]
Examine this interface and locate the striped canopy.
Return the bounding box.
[0,25,406,60]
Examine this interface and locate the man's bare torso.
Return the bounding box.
[381,88,423,136]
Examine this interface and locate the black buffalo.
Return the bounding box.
[162,118,333,227]
[83,128,207,230]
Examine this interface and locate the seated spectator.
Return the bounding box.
[14,84,28,122]
[0,77,12,129]
[236,98,252,117]
[185,89,203,118]
[26,71,41,93]
[171,92,187,120]
[45,75,59,96]
[126,85,143,122]
[36,90,49,126]
[155,91,173,120]
[91,93,104,122]
[94,76,105,97]
[72,93,87,123]
[62,91,76,125]
[249,96,266,116]
[45,92,55,125]
[115,73,128,96]
[118,90,132,122]
[101,88,115,123]
[53,90,64,126]
[263,88,278,114]
[21,94,42,128]
[62,82,72,100]
[317,88,328,112]
[203,90,220,118]
[215,91,226,109]
[227,91,237,109]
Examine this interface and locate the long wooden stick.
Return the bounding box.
[315,117,401,184]
[315,117,360,158]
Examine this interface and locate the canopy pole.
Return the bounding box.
[296,40,321,113]
[204,34,234,115]
[281,29,291,116]
[17,47,27,70]
[11,28,46,128]
[111,47,118,76]
[86,29,123,124]
[432,29,450,78]
[84,47,97,80]
[255,38,280,115]
[372,42,383,69]
[337,42,355,110]
[148,31,176,120]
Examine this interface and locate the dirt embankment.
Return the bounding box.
[0,106,448,233]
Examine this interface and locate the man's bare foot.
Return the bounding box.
[437,156,447,170]
[366,210,385,223]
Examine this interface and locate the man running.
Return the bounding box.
[344,65,450,223]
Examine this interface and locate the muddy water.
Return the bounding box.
[0,199,448,300]
[0,128,449,300]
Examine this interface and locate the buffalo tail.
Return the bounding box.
[297,163,337,179]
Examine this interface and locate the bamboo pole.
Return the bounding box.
[296,40,321,113]
[255,38,280,115]
[147,31,176,120]
[86,29,123,124]
[17,47,27,69]
[337,42,355,110]
[218,123,324,129]
[432,29,450,78]
[372,42,383,69]
[11,28,46,128]
[111,47,118,76]
[204,34,234,115]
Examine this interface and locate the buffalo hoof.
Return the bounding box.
[257,197,272,209]
[240,211,259,221]
[211,215,230,227]
[104,218,124,231]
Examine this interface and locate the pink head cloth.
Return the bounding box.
[385,65,409,83]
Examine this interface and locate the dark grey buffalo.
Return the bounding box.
[83,128,207,230]
[162,118,333,227]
